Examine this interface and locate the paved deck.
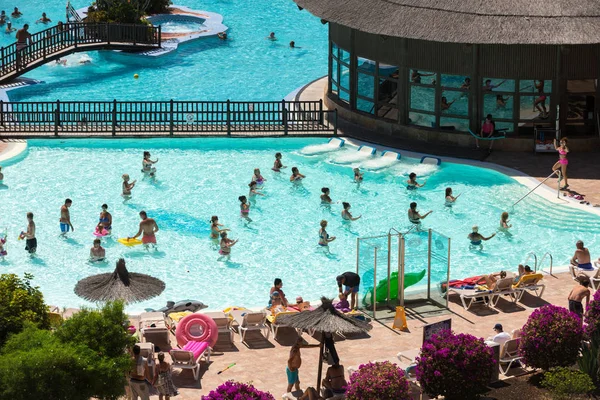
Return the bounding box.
[128,269,575,398]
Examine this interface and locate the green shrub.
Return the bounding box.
[146,0,172,14]
[541,367,596,400]
[0,273,49,346]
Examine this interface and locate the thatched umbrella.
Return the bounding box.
[277,297,372,391]
[74,258,165,304]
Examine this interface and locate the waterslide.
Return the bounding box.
[362,269,427,306]
[300,138,345,155]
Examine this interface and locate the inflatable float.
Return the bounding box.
[93,228,110,237]
[362,269,426,306]
[145,300,208,314]
[175,313,218,347]
[117,238,143,247]
[439,275,486,294]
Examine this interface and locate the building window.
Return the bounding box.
[481,78,515,134]
[409,70,435,128]
[566,80,596,136]
[376,64,399,121]
[330,41,350,105]
[439,74,470,131]
[357,57,376,114]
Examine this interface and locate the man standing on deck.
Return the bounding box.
[336,271,361,310]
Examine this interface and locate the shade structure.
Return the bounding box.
[277,297,372,391]
[74,262,165,304]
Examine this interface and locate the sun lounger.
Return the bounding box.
[267,311,299,338]
[513,273,545,300]
[170,341,210,381]
[229,310,269,341]
[447,286,493,310]
[488,277,520,307]
[499,338,523,375]
[570,265,600,290]
[138,312,170,344]
[203,311,234,344]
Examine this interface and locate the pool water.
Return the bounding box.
[147,18,206,34]
[2,0,328,102]
[1,138,598,311]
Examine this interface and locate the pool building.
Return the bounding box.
[294,0,600,151]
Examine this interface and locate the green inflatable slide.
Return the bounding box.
[362,269,426,306]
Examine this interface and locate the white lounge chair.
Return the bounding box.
[267,311,299,338]
[447,286,493,310]
[138,312,170,344]
[170,341,210,381]
[203,311,234,344]
[513,273,546,300]
[488,277,520,307]
[230,310,269,341]
[570,265,600,290]
[499,338,523,375]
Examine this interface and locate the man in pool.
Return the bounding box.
[336,271,360,310]
[571,240,592,270]
[23,212,36,255]
[60,198,74,234]
[267,32,276,40]
[90,238,106,262]
[129,211,159,248]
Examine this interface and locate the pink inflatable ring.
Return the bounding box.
[175,313,218,347]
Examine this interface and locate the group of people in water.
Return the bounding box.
[216,30,299,48]
[2,9,53,35]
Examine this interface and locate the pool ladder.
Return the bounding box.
[524,251,554,275]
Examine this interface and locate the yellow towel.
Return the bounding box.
[168,311,192,322]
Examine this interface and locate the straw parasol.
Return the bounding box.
[277,297,372,391]
[74,258,165,304]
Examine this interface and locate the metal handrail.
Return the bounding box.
[512,170,558,208]
[66,1,83,22]
[538,252,553,275]
[524,251,538,271]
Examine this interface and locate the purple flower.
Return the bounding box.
[202,381,275,400]
[346,361,411,400]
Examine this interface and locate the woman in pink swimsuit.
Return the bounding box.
[552,137,569,190]
[477,114,495,149]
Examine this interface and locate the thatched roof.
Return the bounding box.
[74,260,165,304]
[295,0,600,45]
[277,297,372,335]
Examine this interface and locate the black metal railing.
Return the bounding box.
[66,1,83,23]
[0,99,337,137]
[0,22,161,82]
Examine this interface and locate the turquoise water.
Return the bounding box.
[1,138,598,311]
[146,16,206,34]
[2,0,328,101]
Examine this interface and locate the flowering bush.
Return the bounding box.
[585,290,600,341]
[202,381,275,400]
[519,304,583,371]
[345,361,410,400]
[415,329,495,400]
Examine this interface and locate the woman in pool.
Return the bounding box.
[407,172,425,190]
[552,137,569,190]
[321,187,332,204]
[468,225,496,249]
[252,168,266,184]
[290,167,305,182]
[248,181,264,198]
[408,202,431,224]
[89,239,106,262]
[210,216,229,239]
[445,187,460,207]
[142,151,158,176]
[500,212,512,230]
[97,204,112,234]
[319,220,336,247]
[239,196,251,220]
[353,168,363,183]
[219,231,238,257]
[122,174,136,197]
[341,202,361,221]
[272,152,286,172]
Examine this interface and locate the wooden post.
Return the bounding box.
[169,99,174,136]
[112,99,117,136]
[282,99,288,135]
[319,99,323,125]
[226,100,231,135]
[0,100,4,127]
[54,100,60,136]
[316,334,325,392]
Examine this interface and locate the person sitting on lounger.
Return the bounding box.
[488,323,511,347]
[571,240,593,270]
[484,271,507,290]
[468,225,495,250]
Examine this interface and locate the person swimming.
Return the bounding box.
[89,238,106,262]
[210,215,229,239]
[239,196,251,219]
[445,187,460,207]
[0,230,7,258]
[407,172,425,190]
[142,151,158,176]
[267,32,276,40]
[272,152,286,172]
[248,181,264,198]
[252,168,266,184]
[408,202,432,224]
[468,225,496,249]
[97,203,112,234]
[319,220,336,246]
[321,187,332,204]
[353,168,363,183]
[500,212,512,230]
[290,167,305,182]
[341,202,361,221]
[219,231,238,256]
[122,174,136,197]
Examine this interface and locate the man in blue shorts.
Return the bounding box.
[336,271,360,310]
[60,198,74,234]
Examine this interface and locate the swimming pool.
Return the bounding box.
[2,0,327,102]
[1,138,598,311]
[146,15,207,34]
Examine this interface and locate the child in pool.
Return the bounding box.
[290,167,305,182]
[248,181,264,198]
[252,168,266,184]
[500,212,512,230]
[272,152,286,172]
[210,216,229,239]
[219,231,238,256]
[89,239,105,261]
[407,172,425,190]
[239,196,251,220]
[122,174,136,196]
[353,168,363,183]
[320,187,332,204]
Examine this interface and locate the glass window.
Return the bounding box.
[339,89,350,104]
[566,93,595,135]
[442,74,470,90]
[494,121,514,134]
[378,77,397,103]
[410,86,435,112]
[377,101,398,121]
[520,95,550,120]
[332,42,339,59]
[340,64,350,91]
[519,80,551,93]
[440,117,469,132]
[441,91,468,116]
[358,72,375,100]
[340,48,350,64]
[410,70,435,85]
[483,93,513,120]
[409,112,435,128]
[482,78,515,92]
[331,82,339,97]
[378,64,398,79]
[332,58,339,84]
[357,57,376,73]
[357,98,375,114]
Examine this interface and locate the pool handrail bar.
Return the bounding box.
[511,170,558,208]
[524,251,538,271]
[538,252,554,275]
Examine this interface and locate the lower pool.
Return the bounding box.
[146,15,207,34]
[0,138,597,311]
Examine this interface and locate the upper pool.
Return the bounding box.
[2,0,328,102]
[0,138,598,311]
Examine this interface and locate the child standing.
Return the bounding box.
[286,337,319,394]
[153,352,178,400]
